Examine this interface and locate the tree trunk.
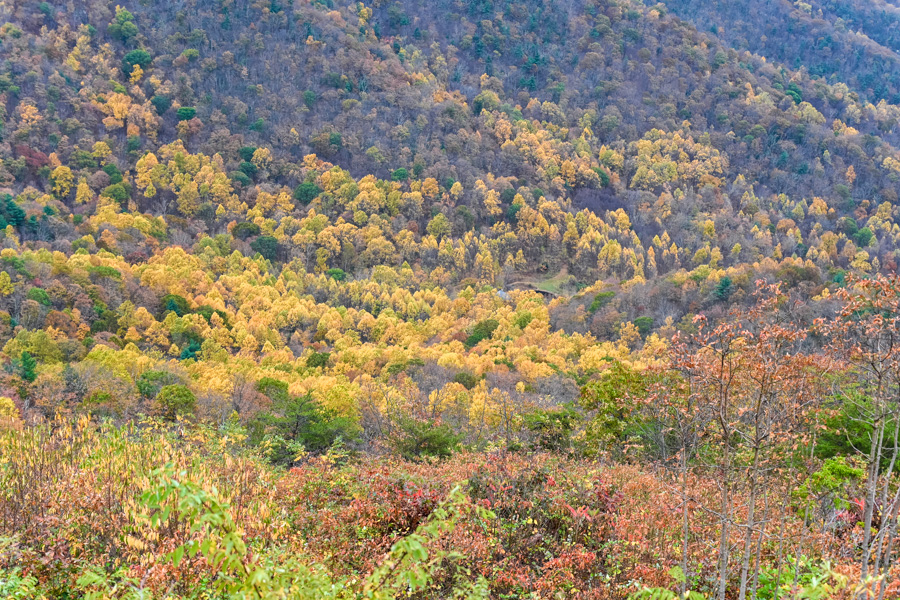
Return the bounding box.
[861,418,887,587]
[681,449,690,597]
[717,435,732,600]
[739,447,761,600]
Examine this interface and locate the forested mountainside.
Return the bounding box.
[662,0,900,104]
[1,0,900,599]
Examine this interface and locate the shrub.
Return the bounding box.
[154,384,196,420]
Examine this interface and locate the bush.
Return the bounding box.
[154,384,196,420]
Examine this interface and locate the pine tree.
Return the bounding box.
[20,351,36,383]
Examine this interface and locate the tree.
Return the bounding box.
[426,213,451,239]
[160,294,190,317]
[176,107,197,121]
[714,276,733,301]
[19,351,37,383]
[108,6,139,43]
[232,221,261,240]
[150,95,172,114]
[250,235,279,261]
[136,370,181,398]
[122,49,151,75]
[154,385,197,421]
[391,418,462,460]
[816,274,900,599]
[667,282,821,600]
[293,182,321,205]
[250,390,357,464]
[50,166,73,198]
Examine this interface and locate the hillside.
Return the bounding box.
[0,0,899,598]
